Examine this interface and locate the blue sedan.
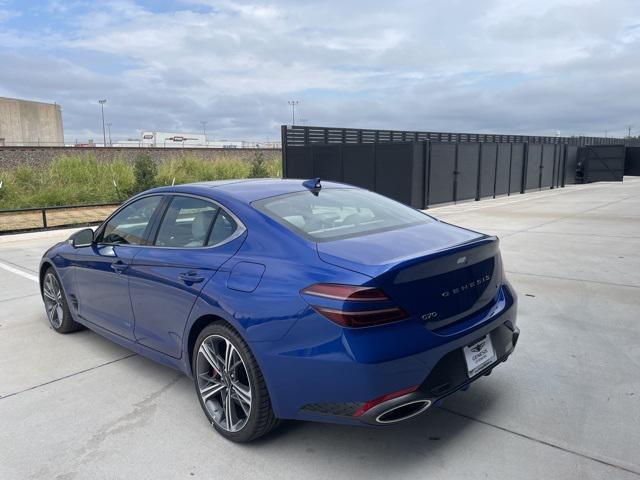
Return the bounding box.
[39,178,518,442]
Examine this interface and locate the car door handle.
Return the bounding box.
[110,261,128,273]
[179,272,205,284]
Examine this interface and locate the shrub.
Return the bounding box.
[248,151,269,178]
[132,153,158,193]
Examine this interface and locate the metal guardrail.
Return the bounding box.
[0,202,121,234]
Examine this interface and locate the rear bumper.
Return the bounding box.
[256,282,518,424]
[355,323,519,425]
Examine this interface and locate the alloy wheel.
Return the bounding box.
[43,273,64,329]
[196,334,252,432]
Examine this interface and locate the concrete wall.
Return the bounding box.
[0,146,281,169]
[0,97,64,146]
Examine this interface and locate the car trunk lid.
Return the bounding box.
[317,222,502,329]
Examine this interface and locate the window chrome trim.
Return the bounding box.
[96,192,247,250]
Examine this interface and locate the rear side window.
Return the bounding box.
[253,188,431,241]
[155,196,219,247]
[208,209,238,246]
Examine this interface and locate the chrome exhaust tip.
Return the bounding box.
[375,399,432,424]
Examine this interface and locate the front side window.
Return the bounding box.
[101,195,162,245]
[253,188,432,241]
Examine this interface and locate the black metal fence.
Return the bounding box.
[0,202,120,234]
[282,125,635,148]
[281,125,630,209]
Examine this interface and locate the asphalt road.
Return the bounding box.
[1,178,639,480]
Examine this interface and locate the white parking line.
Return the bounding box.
[0,260,39,283]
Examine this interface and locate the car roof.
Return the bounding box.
[144,178,354,204]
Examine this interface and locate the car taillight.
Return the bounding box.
[301,283,389,301]
[301,283,408,328]
[353,385,419,417]
[312,306,408,328]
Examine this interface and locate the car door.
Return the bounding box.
[128,194,246,358]
[73,195,164,339]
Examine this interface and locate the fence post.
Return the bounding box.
[41,209,47,229]
[507,143,513,196]
[453,144,459,203]
[424,141,431,209]
[521,143,528,194]
[280,125,288,178]
[493,143,499,198]
[475,144,482,201]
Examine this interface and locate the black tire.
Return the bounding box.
[42,267,82,334]
[192,322,280,442]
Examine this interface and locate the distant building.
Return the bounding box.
[141,131,206,148]
[0,97,64,146]
[111,130,281,149]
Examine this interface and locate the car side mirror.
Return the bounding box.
[70,228,94,248]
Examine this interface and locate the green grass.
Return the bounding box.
[0,153,282,210]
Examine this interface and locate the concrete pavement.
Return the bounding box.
[1,179,639,479]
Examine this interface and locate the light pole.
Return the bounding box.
[288,100,299,125]
[98,99,107,147]
[200,121,207,142]
[107,123,112,146]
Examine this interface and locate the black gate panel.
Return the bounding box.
[526,144,542,190]
[456,143,480,201]
[312,145,342,182]
[565,145,578,184]
[479,143,497,198]
[540,144,555,189]
[626,147,640,176]
[375,143,424,207]
[286,146,313,178]
[495,143,511,196]
[578,145,626,182]
[509,143,525,194]
[428,143,456,205]
[342,144,375,190]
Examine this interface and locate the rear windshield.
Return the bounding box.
[253,188,432,241]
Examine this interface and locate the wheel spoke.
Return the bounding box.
[228,358,242,372]
[224,390,233,431]
[232,392,250,416]
[43,288,56,301]
[200,382,226,401]
[224,340,237,372]
[199,343,222,374]
[232,381,251,408]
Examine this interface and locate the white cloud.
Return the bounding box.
[1,0,639,141]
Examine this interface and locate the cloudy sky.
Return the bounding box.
[1,0,639,142]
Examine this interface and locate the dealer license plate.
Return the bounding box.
[463,334,497,377]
